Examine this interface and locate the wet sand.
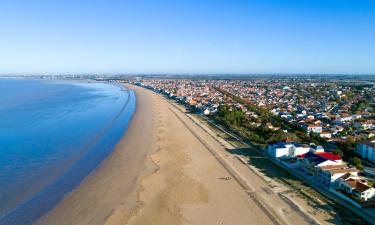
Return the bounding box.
[36,84,314,225]
[35,85,159,225]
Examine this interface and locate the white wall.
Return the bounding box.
[294,147,310,156]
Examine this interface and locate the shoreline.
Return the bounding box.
[36,84,332,225]
[34,84,158,225]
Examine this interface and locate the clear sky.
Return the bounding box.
[0,0,374,75]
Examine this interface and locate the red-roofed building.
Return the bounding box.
[297,152,342,176]
[297,152,342,162]
[316,152,342,162]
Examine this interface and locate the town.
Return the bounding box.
[120,76,375,215]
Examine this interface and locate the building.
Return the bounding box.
[318,165,359,186]
[297,152,342,176]
[306,125,323,134]
[356,141,375,164]
[339,179,375,201]
[267,142,310,159]
[320,132,332,139]
[337,115,353,122]
[354,121,374,130]
[309,144,325,154]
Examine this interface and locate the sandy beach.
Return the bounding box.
[35,85,158,225]
[36,84,318,225]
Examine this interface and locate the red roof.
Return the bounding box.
[316,152,341,161]
[297,152,341,161]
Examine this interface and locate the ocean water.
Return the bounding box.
[0,78,136,225]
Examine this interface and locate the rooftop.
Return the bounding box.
[346,179,373,193]
[298,151,341,162]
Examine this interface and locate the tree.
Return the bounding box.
[217,105,246,127]
[309,133,327,145]
[337,141,355,159]
[350,157,364,171]
[245,131,265,144]
[333,149,344,158]
[266,132,287,144]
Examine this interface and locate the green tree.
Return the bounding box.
[350,157,364,171]
[217,105,246,127]
[332,149,344,158]
[266,132,287,144]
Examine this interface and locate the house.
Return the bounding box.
[314,120,322,125]
[320,132,332,139]
[339,179,375,201]
[297,151,342,176]
[266,123,280,131]
[337,173,367,185]
[337,115,353,122]
[356,141,375,164]
[318,165,359,186]
[306,125,323,134]
[330,125,344,135]
[307,115,315,119]
[359,121,374,130]
[309,144,325,154]
[267,142,310,159]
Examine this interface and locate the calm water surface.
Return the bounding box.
[0,78,135,225]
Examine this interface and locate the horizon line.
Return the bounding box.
[1,73,375,77]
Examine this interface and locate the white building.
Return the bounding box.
[339,179,375,201]
[306,125,323,134]
[267,142,310,159]
[356,141,375,164]
[317,165,359,186]
[336,115,353,122]
[309,144,325,154]
[320,132,332,139]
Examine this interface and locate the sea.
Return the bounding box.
[0,78,136,225]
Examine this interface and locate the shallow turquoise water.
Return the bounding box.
[0,78,135,225]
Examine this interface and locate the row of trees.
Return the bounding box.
[334,140,365,170]
[217,105,246,127]
[215,105,288,146]
[214,87,328,145]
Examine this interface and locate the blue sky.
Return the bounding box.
[0,0,374,74]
